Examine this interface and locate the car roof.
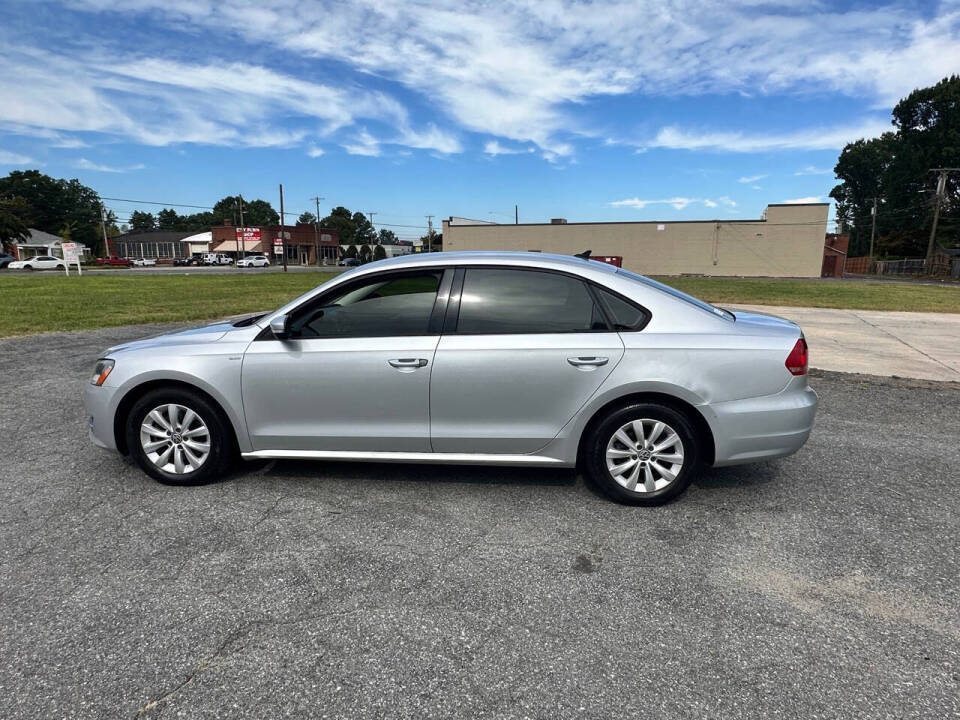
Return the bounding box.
[350,250,618,276]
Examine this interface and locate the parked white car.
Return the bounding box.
[8,255,66,271]
[237,255,270,268]
[131,258,157,267]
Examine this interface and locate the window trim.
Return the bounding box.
[587,282,651,332]
[259,267,452,341]
[445,265,651,336]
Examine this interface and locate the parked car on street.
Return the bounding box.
[203,253,234,266]
[131,258,157,267]
[173,256,201,266]
[237,255,270,268]
[9,255,66,271]
[338,257,360,267]
[97,256,133,267]
[84,251,817,505]
[0,252,15,269]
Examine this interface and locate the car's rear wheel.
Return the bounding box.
[125,387,235,486]
[583,402,700,505]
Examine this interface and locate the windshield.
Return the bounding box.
[616,268,734,320]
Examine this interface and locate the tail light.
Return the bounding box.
[785,338,808,376]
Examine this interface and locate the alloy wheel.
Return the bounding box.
[139,403,211,475]
[605,418,685,493]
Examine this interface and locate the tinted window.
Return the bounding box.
[595,287,648,330]
[290,271,441,338]
[457,268,607,334]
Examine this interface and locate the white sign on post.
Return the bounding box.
[62,242,82,276]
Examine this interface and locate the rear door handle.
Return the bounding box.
[567,356,609,368]
[388,358,428,369]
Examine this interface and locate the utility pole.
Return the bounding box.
[311,195,325,265]
[425,215,434,253]
[100,204,111,258]
[279,184,287,273]
[515,204,518,224]
[869,197,878,260]
[927,168,958,270]
[236,195,245,267]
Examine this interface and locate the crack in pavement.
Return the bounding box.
[848,310,960,378]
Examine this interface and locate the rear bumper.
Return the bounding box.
[706,381,818,466]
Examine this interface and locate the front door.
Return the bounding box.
[242,269,448,452]
[430,267,625,454]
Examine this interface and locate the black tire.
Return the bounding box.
[583,402,701,505]
[24,265,33,271]
[125,387,235,486]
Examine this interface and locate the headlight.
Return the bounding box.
[91,359,115,386]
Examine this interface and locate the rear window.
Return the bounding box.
[616,268,733,320]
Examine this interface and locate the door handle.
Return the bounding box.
[567,356,609,368]
[388,358,428,369]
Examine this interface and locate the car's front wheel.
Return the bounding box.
[583,402,701,505]
[125,387,235,486]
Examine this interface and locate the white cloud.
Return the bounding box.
[781,196,822,204]
[342,129,381,157]
[611,197,697,211]
[483,140,533,156]
[0,149,34,165]
[738,174,767,183]
[7,1,960,159]
[306,145,325,158]
[613,195,736,211]
[795,165,833,176]
[0,46,456,154]
[650,120,892,152]
[75,157,145,172]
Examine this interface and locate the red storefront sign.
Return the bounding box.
[236,227,262,245]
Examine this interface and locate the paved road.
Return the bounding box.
[3,264,343,276]
[1,325,958,719]
[733,304,960,382]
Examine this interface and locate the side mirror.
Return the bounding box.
[269,313,290,339]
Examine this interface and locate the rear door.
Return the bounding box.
[429,267,625,454]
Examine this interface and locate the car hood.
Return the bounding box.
[104,320,234,355]
[731,309,801,337]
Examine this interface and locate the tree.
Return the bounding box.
[353,212,376,245]
[358,244,372,263]
[373,244,387,260]
[212,196,279,227]
[377,228,398,245]
[321,206,360,245]
[129,210,156,232]
[157,208,180,230]
[0,170,102,250]
[419,229,442,252]
[0,196,31,252]
[298,211,317,225]
[830,74,960,257]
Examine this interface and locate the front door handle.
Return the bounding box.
[567,356,609,368]
[388,358,428,369]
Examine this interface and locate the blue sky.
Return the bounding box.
[1,1,958,241]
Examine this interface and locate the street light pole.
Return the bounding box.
[279,184,288,273]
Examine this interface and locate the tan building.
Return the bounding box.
[443,203,829,277]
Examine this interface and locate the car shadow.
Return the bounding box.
[692,462,777,490]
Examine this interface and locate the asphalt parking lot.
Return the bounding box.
[1,324,958,719]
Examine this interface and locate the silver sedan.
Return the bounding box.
[83,251,817,505]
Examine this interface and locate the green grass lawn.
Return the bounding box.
[1,270,958,338]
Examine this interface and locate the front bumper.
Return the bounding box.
[706,381,818,466]
[83,382,120,451]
